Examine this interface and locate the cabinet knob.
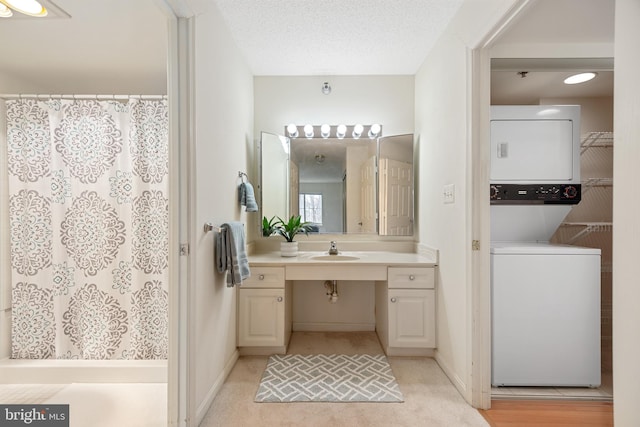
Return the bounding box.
[259,274,265,280]
[390,297,397,303]
[277,296,283,302]
[409,275,415,281]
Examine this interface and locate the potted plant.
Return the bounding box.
[262,216,278,237]
[273,215,313,257]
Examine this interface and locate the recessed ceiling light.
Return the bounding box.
[0,3,12,17]
[0,0,48,17]
[564,72,597,85]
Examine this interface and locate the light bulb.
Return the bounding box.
[336,124,347,139]
[321,124,330,138]
[304,124,314,139]
[4,0,47,16]
[368,124,381,139]
[352,124,364,139]
[287,123,299,138]
[0,4,13,17]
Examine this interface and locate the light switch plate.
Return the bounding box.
[444,184,455,204]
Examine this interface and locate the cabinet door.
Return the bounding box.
[238,289,285,347]
[388,289,435,348]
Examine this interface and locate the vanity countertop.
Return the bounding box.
[248,251,437,267]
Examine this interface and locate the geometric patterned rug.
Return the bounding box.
[254,354,404,403]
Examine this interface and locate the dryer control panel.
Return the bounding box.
[490,183,581,204]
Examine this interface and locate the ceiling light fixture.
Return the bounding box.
[0,0,47,17]
[563,72,597,85]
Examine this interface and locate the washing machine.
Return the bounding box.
[490,105,601,387]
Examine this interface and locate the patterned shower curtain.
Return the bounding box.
[5,98,169,360]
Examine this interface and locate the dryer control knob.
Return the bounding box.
[564,185,578,199]
[490,185,499,199]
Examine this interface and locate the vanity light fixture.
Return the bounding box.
[287,123,299,138]
[336,124,347,139]
[0,0,48,17]
[304,124,314,139]
[563,72,597,85]
[320,124,331,138]
[368,123,381,139]
[352,124,364,139]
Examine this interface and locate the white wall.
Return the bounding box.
[414,0,519,403]
[191,5,254,424]
[613,1,640,424]
[415,28,471,397]
[0,71,49,94]
[254,75,414,139]
[299,182,343,233]
[254,75,413,327]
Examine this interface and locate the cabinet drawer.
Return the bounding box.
[388,267,434,289]
[243,267,285,288]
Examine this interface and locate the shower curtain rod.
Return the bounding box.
[0,94,167,100]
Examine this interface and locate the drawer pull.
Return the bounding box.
[277,296,283,302]
[390,297,397,303]
[409,275,415,281]
[259,274,265,280]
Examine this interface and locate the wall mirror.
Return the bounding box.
[260,127,414,236]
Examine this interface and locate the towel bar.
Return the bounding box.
[204,222,244,233]
[204,223,224,233]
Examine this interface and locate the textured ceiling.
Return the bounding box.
[0,0,615,96]
[211,0,465,75]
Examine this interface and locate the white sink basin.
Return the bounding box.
[310,255,360,261]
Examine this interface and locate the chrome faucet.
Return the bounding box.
[328,241,338,255]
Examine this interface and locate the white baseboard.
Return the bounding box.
[434,350,469,403]
[292,322,376,332]
[385,347,435,357]
[195,349,239,427]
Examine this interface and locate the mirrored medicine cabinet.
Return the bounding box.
[260,126,414,236]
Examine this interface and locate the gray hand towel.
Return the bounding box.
[239,182,259,212]
[215,222,250,287]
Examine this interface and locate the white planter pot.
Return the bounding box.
[280,241,299,257]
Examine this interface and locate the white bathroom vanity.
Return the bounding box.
[240,251,437,356]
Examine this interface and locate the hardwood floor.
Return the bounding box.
[478,400,613,427]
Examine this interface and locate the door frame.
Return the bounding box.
[154,0,195,425]
[468,0,532,410]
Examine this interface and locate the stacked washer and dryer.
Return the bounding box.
[490,105,601,388]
